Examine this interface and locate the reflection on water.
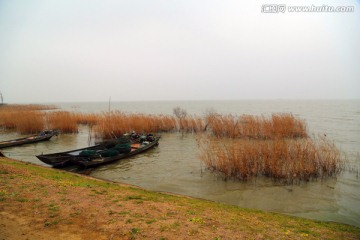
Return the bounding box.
[1,100,359,227]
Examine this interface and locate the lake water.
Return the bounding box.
[1,100,359,227]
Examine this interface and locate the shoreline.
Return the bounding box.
[1,156,359,239]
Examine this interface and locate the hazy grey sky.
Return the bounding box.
[0,0,359,103]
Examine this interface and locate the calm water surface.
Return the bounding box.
[1,100,359,227]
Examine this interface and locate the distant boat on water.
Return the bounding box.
[0,130,58,149]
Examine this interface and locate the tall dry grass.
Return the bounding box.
[198,135,343,183]
[73,113,100,125]
[0,105,49,133]
[47,111,78,133]
[14,111,45,134]
[0,104,56,112]
[0,111,45,134]
[0,105,205,136]
[0,110,17,129]
[94,111,178,139]
[205,113,308,139]
[176,115,205,133]
[93,111,209,139]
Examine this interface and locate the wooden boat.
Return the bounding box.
[36,135,160,168]
[36,144,104,168]
[0,130,58,149]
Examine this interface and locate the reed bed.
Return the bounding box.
[93,111,210,138]
[206,113,308,139]
[94,111,178,139]
[47,111,78,133]
[0,105,204,136]
[0,110,17,129]
[73,113,101,125]
[198,135,344,183]
[13,111,45,134]
[0,110,45,133]
[0,104,56,111]
[0,105,50,133]
[175,115,205,133]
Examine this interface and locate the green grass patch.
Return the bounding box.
[189,217,204,224]
[0,170,9,174]
[48,203,59,212]
[16,198,29,202]
[146,219,156,224]
[44,219,60,227]
[125,195,142,200]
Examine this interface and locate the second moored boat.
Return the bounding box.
[36,134,160,169]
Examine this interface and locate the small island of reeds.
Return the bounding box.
[197,113,344,183]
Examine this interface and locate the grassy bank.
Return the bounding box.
[0,157,359,239]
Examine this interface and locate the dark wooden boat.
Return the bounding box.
[36,144,104,168]
[36,136,160,168]
[0,130,58,149]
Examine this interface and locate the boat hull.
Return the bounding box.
[36,144,104,167]
[74,139,159,168]
[36,136,160,169]
[0,130,58,149]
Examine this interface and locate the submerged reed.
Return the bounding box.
[0,105,49,133]
[94,111,178,139]
[93,111,209,139]
[198,135,344,183]
[14,111,45,134]
[73,113,100,125]
[47,111,78,133]
[206,113,308,139]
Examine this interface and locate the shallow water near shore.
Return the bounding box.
[1,100,359,227]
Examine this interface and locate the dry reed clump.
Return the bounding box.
[0,104,56,112]
[47,111,78,133]
[206,113,308,139]
[94,111,207,139]
[198,135,343,183]
[0,110,17,129]
[177,116,205,133]
[13,111,45,134]
[73,113,100,125]
[94,111,178,139]
[0,105,49,133]
[0,111,45,134]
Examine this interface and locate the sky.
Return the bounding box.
[0,0,359,103]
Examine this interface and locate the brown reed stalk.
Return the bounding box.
[205,113,308,140]
[94,111,182,139]
[0,104,56,112]
[14,111,45,134]
[198,135,343,183]
[73,113,100,125]
[0,105,48,133]
[48,111,78,133]
[0,111,17,129]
